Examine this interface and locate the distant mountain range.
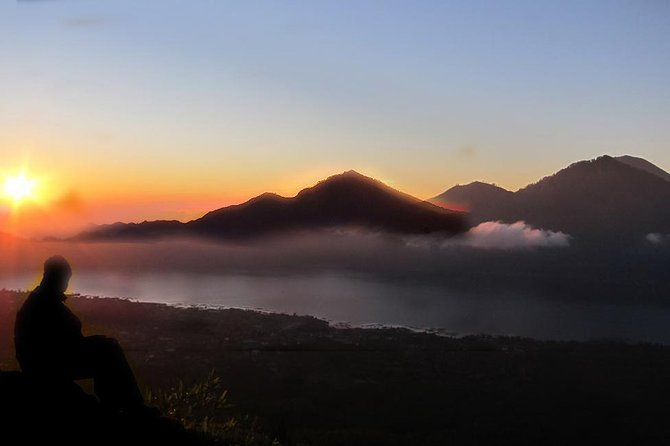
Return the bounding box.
[77,170,467,241]
[76,155,670,243]
[431,155,670,241]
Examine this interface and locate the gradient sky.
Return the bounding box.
[1,0,669,236]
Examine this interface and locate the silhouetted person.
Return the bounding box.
[15,255,152,416]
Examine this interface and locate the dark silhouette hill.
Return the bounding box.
[0,370,210,445]
[615,155,670,182]
[77,170,467,241]
[79,220,184,240]
[430,181,514,223]
[431,155,670,242]
[510,155,670,240]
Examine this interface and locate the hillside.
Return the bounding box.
[615,155,670,182]
[4,290,670,445]
[78,171,467,241]
[430,181,514,223]
[512,156,670,238]
[431,155,670,242]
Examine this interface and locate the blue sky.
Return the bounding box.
[1,0,668,211]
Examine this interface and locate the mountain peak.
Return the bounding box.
[307,169,397,196]
[563,154,617,170]
[323,169,375,183]
[430,181,513,213]
[519,154,638,193]
[246,191,286,203]
[451,181,509,192]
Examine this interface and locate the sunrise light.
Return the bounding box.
[2,172,37,205]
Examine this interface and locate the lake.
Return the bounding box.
[2,269,669,344]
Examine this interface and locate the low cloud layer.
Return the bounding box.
[646,233,668,245]
[403,221,570,250]
[462,221,570,249]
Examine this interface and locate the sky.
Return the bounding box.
[1,0,669,236]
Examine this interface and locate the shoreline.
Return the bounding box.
[1,286,470,339]
[3,287,654,345]
[75,292,467,339]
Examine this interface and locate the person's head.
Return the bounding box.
[40,255,72,294]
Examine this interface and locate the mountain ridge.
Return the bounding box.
[78,170,467,241]
[76,155,670,243]
[431,155,670,241]
[614,155,670,182]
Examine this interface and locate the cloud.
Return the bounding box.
[453,144,477,159]
[465,221,570,249]
[63,15,118,28]
[52,190,86,212]
[403,221,570,250]
[462,221,570,249]
[646,233,668,245]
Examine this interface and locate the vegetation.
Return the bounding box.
[147,371,283,446]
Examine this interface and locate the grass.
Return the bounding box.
[146,371,284,446]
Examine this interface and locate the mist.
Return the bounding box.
[1,229,669,342]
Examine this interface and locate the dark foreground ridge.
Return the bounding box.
[0,370,212,445]
[3,290,670,445]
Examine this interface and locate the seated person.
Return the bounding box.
[15,255,155,417]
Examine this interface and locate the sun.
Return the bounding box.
[3,172,37,205]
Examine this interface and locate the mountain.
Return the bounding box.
[513,155,670,238]
[78,220,184,240]
[432,155,670,242]
[78,170,467,241]
[615,155,670,182]
[430,181,514,223]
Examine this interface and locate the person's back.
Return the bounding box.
[14,255,154,416]
[15,282,84,376]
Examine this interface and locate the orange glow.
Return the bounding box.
[431,200,470,213]
[3,172,37,206]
